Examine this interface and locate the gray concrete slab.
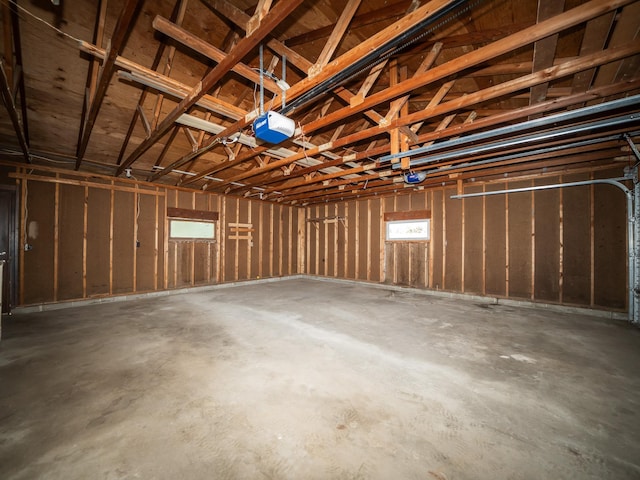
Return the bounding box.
[1,278,639,479]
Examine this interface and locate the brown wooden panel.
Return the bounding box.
[431,189,443,290]
[444,187,462,291]
[237,198,249,280]
[395,193,411,211]
[194,192,208,211]
[562,173,590,305]
[346,200,357,278]
[23,182,55,304]
[262,204,273,277]
[194,242,208,284]
[384,242,394,284]
[57,184,84,301]
[507,180,532,299]
[463,185,483,295]
[485,182,507,297]
[177,190,193,209]
[273,204,282,277]
[396,241,410,285]
[157,193,166,289]
[292,207,301,274]
[325,206,335,277]
[167,207,219,221]
[167,241,176,289]
[410,242,427,287]
[410,191,426,210]
[176,242,192,286]
[136,193,157,292]
[283,205,292,276]
[112,190,135,294]
[369,197,381,281]
[337,202,346,278]
[224,197,237,281]
[594,173,626,309]
[357,199,368,280]
[86,187,110,296]
[251,200,261,278]
[534,177,560,302]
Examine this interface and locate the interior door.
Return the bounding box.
[0,187,17,313]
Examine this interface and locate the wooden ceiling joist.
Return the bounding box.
[116,0,188,165]
[75,0,140,169]
[117,0,305,178]
[0,59,29,162]
[206,42,640,191]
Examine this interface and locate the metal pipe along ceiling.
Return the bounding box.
[392,113,640,169]
[381,93,640,164]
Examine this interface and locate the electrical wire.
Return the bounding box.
[2,0,83,45]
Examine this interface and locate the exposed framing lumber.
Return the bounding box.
[209,44,640,192]
[117,0,188,165]
[529,0,566,111]
[117,0,304,177]
[0,59,29,162]
[309,0,362,76]
[174,0,453,183]
[7,0,29,146]
[301,0,637,135]
[76,0,140,169]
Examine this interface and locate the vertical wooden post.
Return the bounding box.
[355,200,360,279]
[367,199,372,281]
[220,195,226,282]
[163,188,170,289]
[234,197,240,281]
[324,204,329,276]
[558,177,564,304]
[482,184,486,296]
[109,183,114,295]
[133,185,138,292]
[428,190,434,289]
[83,185,88,297]
[343,203,349,277]
[461,190,465,293]
[191,191,196,285]
[215,195,221,283]
[287,205,293,275]
[279,205,284,276]
[258,202,264,278]
[269,203,274,277]
[334,203,339,277]
[441,187,446,290]
[300,206,307,274]
[530,181,535,300]
[314,206,319,275]
[380,195,386,283]
[393,196,398,284]
[53,181,59,301]
[18,176,25,305]
[590,177,595,306]
[505,182,510,298]
[247,199,253,278]
[154,187,159,290]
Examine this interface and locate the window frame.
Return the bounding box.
[385,218,431,242]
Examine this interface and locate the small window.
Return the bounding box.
[170,219,215,240]
[386,219,430,241]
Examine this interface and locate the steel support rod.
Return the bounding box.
[382,93,640,163]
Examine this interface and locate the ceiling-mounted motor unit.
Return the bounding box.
[404,171,427,184]
[253,111,295,144]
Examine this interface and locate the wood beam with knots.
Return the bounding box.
[76,0,140,170]
[119,0,304,180]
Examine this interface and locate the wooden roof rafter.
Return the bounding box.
[117,0,305,178]
[75,0,140,170]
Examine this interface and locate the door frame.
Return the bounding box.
[0,185,19,313]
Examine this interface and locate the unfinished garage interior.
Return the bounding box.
[1,0,640,477]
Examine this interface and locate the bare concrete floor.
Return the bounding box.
[1,278,639,479]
